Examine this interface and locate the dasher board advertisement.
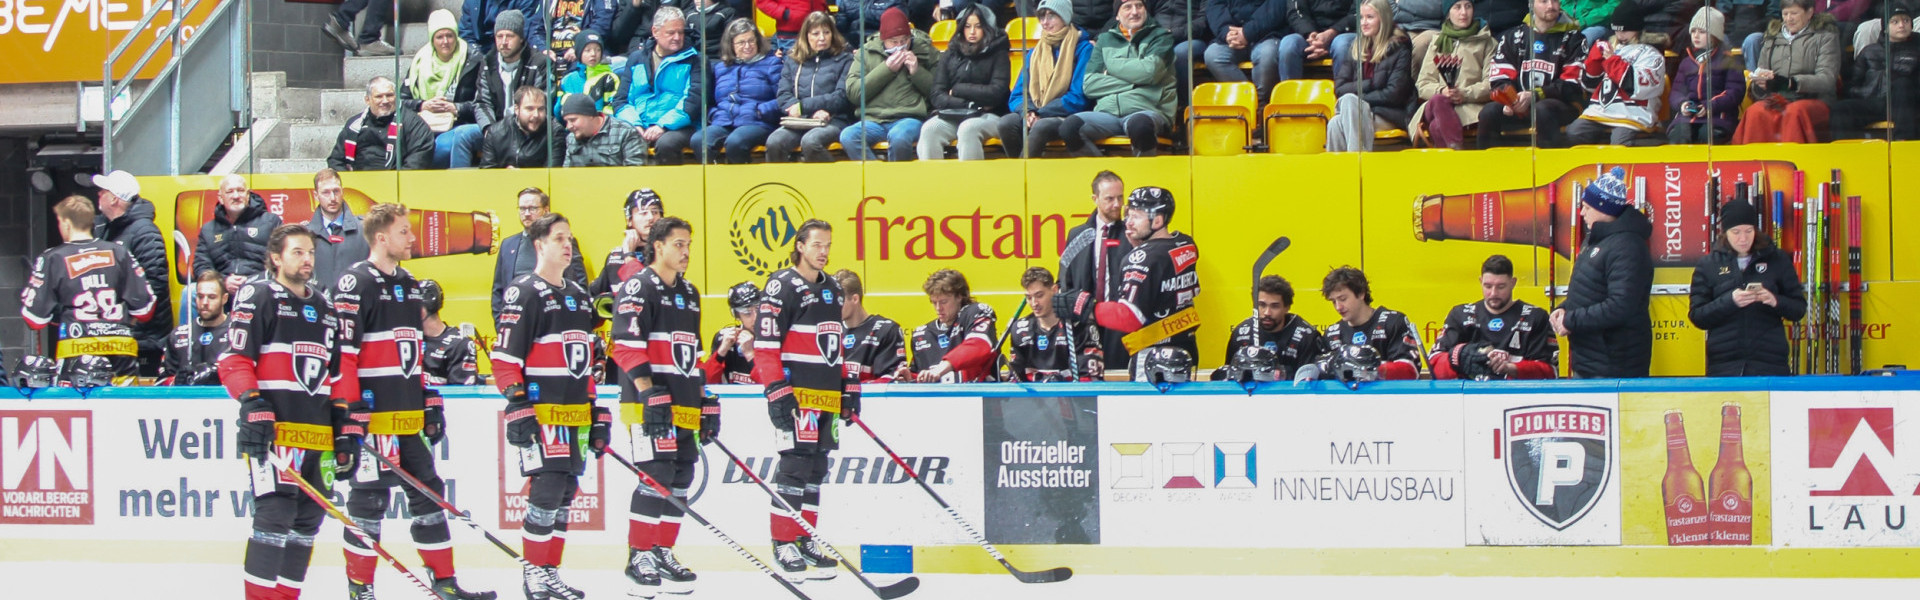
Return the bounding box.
[1463,394,1621,545]
[1096,394,1464,548]
[1619,392,1771,546]
[1772,390,1920,547]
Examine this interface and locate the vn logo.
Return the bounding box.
[1108,442,1256,490]
[0,411,94,524]
[1807,408,1920,496]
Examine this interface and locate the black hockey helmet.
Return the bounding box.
[1134,345,1194,386]
[1220,345,1280,383]
[14,355,57,389]
[727,281,761,313]
[1126,186,1176,222]
[420,279,445,316]
[625,188,665,218]
[67,355,114,389]
[1325,343,1382,384]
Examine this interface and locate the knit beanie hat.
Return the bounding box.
[1582,167,1631,217]
[1690,7,1726,46]
[1037,0,1074,26]
[880,7,911,39]
[561,92,599,117]
[1720,198,1759,230]
[495,9,526,37]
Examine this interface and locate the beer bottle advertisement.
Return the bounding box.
[1618,392,1771,546]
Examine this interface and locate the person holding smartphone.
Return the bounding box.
[1687,199,1806,376]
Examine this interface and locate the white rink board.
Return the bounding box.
[1771,390,1920,547]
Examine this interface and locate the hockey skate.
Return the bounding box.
[624,548,660,599]
[795,536,839,580]
[650,547,696,594]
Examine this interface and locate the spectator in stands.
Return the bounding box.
[614,6,705,165]
[90,170,171,375]
[1550,167,1653,379]
[689,0,741,57]
[329,77,436,171]
[1282,0,1360,79]
[1733,0,1840,144]
[475,11,555,133]
[546,0,609,74]
[554,30,623,120]
[194,175,283,294]
[1625,0,1688,45]
[563,93,648,165]
[1668,7,1745,144]
[919,3,1011,160]
[1061,0,1176,157]
[461,0,545,55]
[843,8,937,161]
[1398,0,1451,66]
[1325,0,1414,152]
[1566,3,1667,145]
[492,187,589,319]
[1564,0,1618,42]
[837,0,904,41]
[1478,0,1591,148]
[769,12,856,162]
[760,0,832,52]
[997,0,1094,157]
[300,169,372,289]
[403,10,487,169]
[1193,0,1285,101]
[1409,0,1493,149]
[1831,3,1917,140]
[698,19,785,163]
[482,86,566,167]
[1154,0,1210,45]
[325,0,397,56]
[1073,0,1117,35]
[1688,199,1804,376]
[1478,0,1530,33]
[1732,0,1781,70]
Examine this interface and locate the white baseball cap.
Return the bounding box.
[91,170,140,200]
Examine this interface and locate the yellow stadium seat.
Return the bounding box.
[755,8,774,38]
[1263,79,1336,154]
[1006,17,1039,76]
[930,20,955,51]
[1187,82,1259,156]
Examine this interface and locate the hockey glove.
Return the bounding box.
[502,384,538,448]
[422,389,447,445]
[699,391,721,445]
[841,382,861,422]
[1053,290,1093,324]
[642,386,675,438]
[333,431,360,478]
[589,406,613,456]
[342,399,372,440]
[236,390,275,458]
[764,380,798,432]
[1452,342,1495,380]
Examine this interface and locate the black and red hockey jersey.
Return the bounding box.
[699,326,756,384]
[492,274,599,425]
[909,303,999,382]
[21,239,158,362]
[843,314,907,383]
[423,327,481,385]
[332,262,432,435]
[1096,232,1201,360]
[611,266,704,413]
[167,319,230,385]
[752,267,851,396]
[1486,20,1592,105]
[1221,314,1326,378]
[1429,300,1558,379]
[1005,315,1101,382]
[218,280,341,451]
[1325,306,1426,370]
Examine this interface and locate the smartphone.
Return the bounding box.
[1745,282,1763,292]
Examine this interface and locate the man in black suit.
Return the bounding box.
[491,187,588,319]
[1056,170,1135,371]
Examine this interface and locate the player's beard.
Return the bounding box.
[1485,297,1510,312]
[1259,316,1279,332]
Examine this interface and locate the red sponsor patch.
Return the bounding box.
[1170,246,1198,272]
[63,250,116,278]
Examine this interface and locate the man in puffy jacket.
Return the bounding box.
[1832,2,1918,139]
[329,77,437,171]
[482,86,566,167]
[1550,167,1653,379]
[193,175,284,295]
[1062,0,1176,157]
[614,6,705,165]
[91,170,172,374]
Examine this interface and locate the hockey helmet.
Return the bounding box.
[1134,345,1194,386]
[420,279,445,316]
[13,355,57,389]
[1325,343,1382,384]
[67,355,114,389]
[1126,186,1176,221]
[1220,345,1280,384]
[625,188,665,218]
[727,281,761,313]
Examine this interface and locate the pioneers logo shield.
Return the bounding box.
[729,183,815,277]
[394,328,424,377]
[814,321,845,367]
[292,341,331,395]
[1503,404,1612,531]
[562,331,593,380]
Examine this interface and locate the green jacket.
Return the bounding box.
[845,30,940,122]
[1563,0,1620,29]
[1083,19,1177,122]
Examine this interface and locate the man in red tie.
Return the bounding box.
[1056,171,1134,372]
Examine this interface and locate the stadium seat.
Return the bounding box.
[755,9,774,37]
[1262,79,1335,154]
[930,20,955,51]
[1187,82,1259,156]
[1007,17,1039,75]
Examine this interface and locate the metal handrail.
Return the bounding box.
[101,0,211,171]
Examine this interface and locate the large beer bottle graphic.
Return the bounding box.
[171,188,498,283]
[1662,410,1711,545]
[1414,160,1797,267]
[1706,403,1754,544]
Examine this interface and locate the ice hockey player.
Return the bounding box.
[1054,186,1200,377]
[1006,267,1102,382]
[21,195,157,383]
[835,270,908,383]
[1214,275,1325,380]
[592,189,667,303]
[698,281,760,384]
[419,279,482,385]
[167,269,232,385]
[1429,255,1558,380]
[909,269,1000,383]
[1320,266,1424,380]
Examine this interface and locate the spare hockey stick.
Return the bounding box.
[1249,237,1292,318]
[711,438,920,599]
[363,445,579,600]
[602,447,814,600]
[260,451,439,600]
[848,415,1072,584]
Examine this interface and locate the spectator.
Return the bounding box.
[919,3,1011,160]
[1427,255,1558,380]
[1732,0,1782,70]
[1325,0,1414,152]
[300,169,372,288]
[1479,0,1591,148]
[460,0,545,55]
[1058,171,1133,365]
[769,12,857,162]
[1733,0,1839,144]
[21,196,157,383]
[1191,0,1285,101]
[1478,0,1531,33]
[194,175,283,294]
[1399,0,1451,66]
[1668,7,1745,144]
[474,11,555,133]
[1282,0,1360,79]
[1061,0,1176,157]
[836,0,907,41]
[1688,199,1805,376]
[563,93,648,165]
[1831,3,1918,140]
[89,170,171,375]
[689,0,741,57]
[1409,0,1494,149]
[843,8,937,161]
[165,270,229,385]
[1154,0,1210,45]
[1564,0,1618,42]
[1214,275,1325,381]
[554,30,622,121]
[1073,0,1117,35]
[697,19,784,163]
[1566,3,1667,146]
[403,10,487,169]
[482,86,567,167]
[614,6,705,165]
[491,187,589,319]
[1549,167,1654,379]
[996,0,1094,157]
[325,0,397,56]
[329,77,437,171]
[546,0,612,74]
[760,0,832,52]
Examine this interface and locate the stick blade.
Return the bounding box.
[1262,237,1291,257]
[1012,566,1074,584]
[875,576,922,599]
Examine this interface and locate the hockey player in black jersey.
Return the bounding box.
[419,279,482,386]
[1319,266,1424,380]
[592,189,666,304]
[1213,275,1324,381]
[698,281,760,384]
[1055,187,1200,377]
[1429,255,1559,380]
[909,269,1000,383]
[21,196,157,383]
[834,270,908,383]
[1006,267,1102,382]
[166,270,231,385]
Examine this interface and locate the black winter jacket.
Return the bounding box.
[399,45,485,125]
[1288,0,1356,36]
[192,193,283,281]
[1152,0,1209,42]
[93,195,172,355]
[778,50,857,126]
[1334,35,1415,129]
[1073,0,1116,33]
[1561,207,1654,379]
[931,26,1012,113]
[479,117,564,168]
[474,50,555,128]
[1688,244,1806,376]
[328,108,436,171]
[1206,0,1287,43]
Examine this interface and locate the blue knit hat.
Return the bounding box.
[1582,167,1630,217]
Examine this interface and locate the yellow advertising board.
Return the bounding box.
[1619,391,1771,546]
[1,0,219,84]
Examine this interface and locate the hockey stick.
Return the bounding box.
[1249,237,1292,320]
[601,447,815,600]
[987,298,1028,381]
[362,444,580,600]
[848,415,1072,584]
[1849,195,1864,374]
[710,438,921,599]
[259,451,439,600]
